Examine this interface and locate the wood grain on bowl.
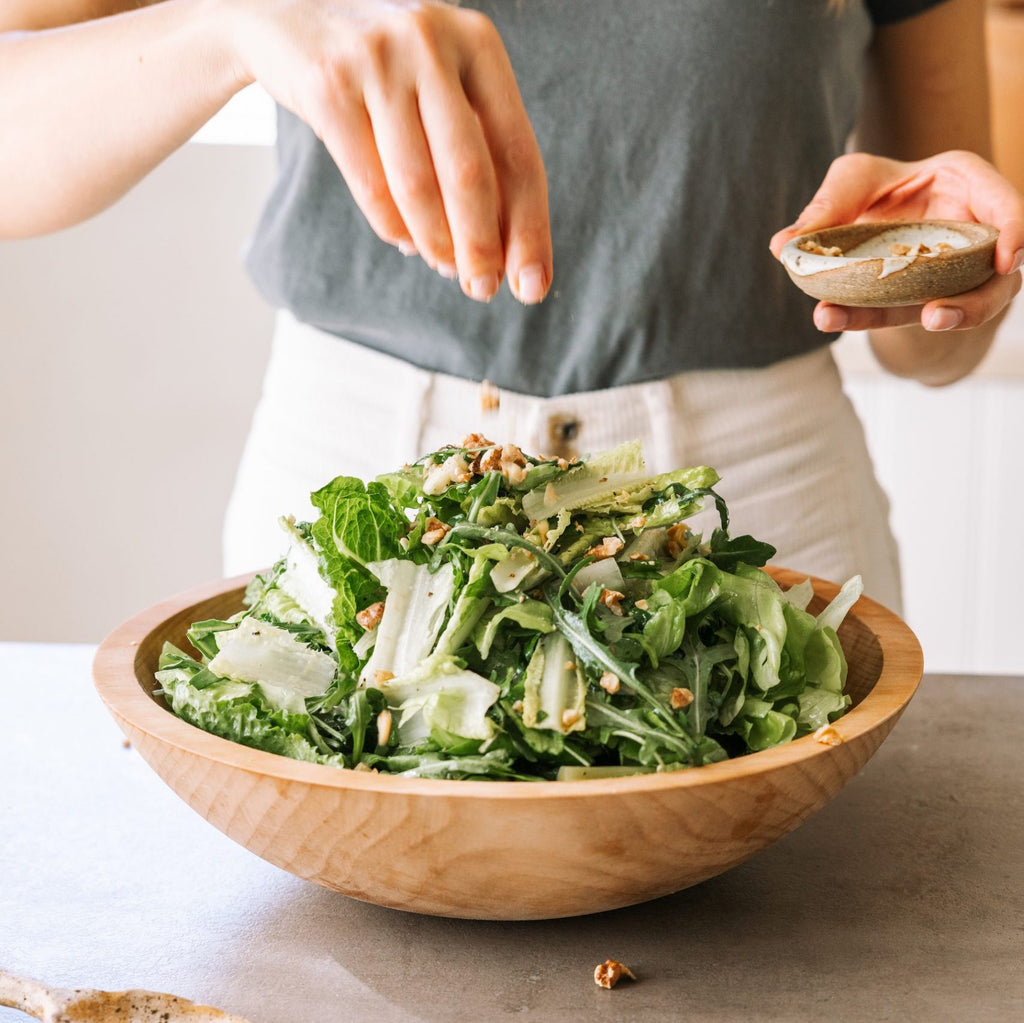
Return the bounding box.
[93,568,923,920]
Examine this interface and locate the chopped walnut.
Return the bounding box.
[374,669,395,685]
[501,442,527,467]
[797,239,844,257]
[461,432,494,450]
[479,379,501,412]
[627,515,647,530]
[900,242,923,260]
[670,687,694,709]
[814,724,844,746]
[889,240,958,264]
[634,599,649,611]
[473,442,527,485]
[587,536,625,560]
[355,601,385,631]
[376,709,393,746]
[666,523,692,558]
[472,445,503,474]
[506,462,528,485]
[594,960,636,989]
[420,516,451,546]
[511,699,525,715]
[599,671,620,695]
[500,444,526,477]
[599,588,626,616]
[561,708,582,730]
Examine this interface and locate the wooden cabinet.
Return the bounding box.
[988,1,1024,193]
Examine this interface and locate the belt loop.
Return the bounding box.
[404,365,435,466]
[640,379,679,475]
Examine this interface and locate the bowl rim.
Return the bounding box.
[93,567,923,800]
[781,218,999,276]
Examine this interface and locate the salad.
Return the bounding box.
[156,437,862,781]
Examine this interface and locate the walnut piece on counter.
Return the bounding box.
[594,959,637,989]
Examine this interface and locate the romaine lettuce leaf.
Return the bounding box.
[160,439,859,780]
[358,559,456,685]
[310,475,407,651]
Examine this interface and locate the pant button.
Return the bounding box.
[547,415,581,459]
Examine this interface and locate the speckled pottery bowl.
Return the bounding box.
[781,220,998,307]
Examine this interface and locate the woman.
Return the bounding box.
[2,0,1020,611]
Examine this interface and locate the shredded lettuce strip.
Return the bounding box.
[155,440,861,780]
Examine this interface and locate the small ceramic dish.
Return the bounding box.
[780,220,998,307]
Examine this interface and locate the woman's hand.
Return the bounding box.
[224,0,552,304]
[769,150,1024,337]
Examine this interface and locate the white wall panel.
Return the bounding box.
[840,322,1024,675]
[0,144,276,642]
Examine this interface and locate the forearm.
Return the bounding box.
[857,0,1017,386]
[868,313,1002,387]
[0,0,553,300]
[0,0,245,238]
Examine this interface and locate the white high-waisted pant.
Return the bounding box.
[224,311,902,612]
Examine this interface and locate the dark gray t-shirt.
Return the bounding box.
[245,0,947,397]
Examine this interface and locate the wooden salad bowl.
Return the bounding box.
[93,567,923,920]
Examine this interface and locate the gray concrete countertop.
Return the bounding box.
[1,643,1021,1022]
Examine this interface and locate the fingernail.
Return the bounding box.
[516,263,547,305]
[815,307,848,333]
[926,307,963,332]
[397,240,417,257]
[466,272,500,302]
[437,262,458,281]
[1010,248,1024,275]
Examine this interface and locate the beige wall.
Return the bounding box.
[0,144,277,642]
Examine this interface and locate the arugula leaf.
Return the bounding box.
[161,440,858,780]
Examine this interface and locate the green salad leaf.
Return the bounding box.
[155,438,861,780]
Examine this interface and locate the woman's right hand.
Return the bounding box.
[223,0,552,304]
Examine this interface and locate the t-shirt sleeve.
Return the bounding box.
[865,0,951,26]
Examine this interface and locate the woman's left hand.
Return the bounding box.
[769,150,1024,335]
